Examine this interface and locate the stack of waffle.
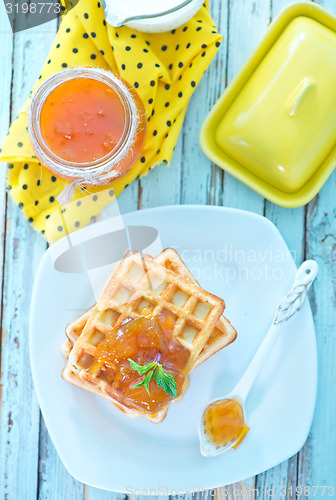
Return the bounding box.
[62,248,237,423]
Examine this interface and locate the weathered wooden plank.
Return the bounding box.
[264,204,305,266]
[255,460,299,500]
[260,0,308,495]
[0,6,13,497]
[266,0,336,497]
[0,20,50,499]
[117,179,140,214]
[0,203,45,500]
[180,87,211,205]
[102,136,182,220]
[0,0,13,370]
[128,495,166,500]
[86,490,127,500]
[305,174,336,492]
[314,0,335,11]
[303,1,336,496]
[180,0,228,207]
[139,133,183,208]
[222,0,268,213]
[215,480,257,500]
[38,417,84,500]
[206,0,228,207]
[171,493,210,500]
[101,132,182,223]
[267,1,336,497]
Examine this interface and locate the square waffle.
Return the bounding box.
[63,251,226,422]
[63,249,237,369]
[155,248,237,367]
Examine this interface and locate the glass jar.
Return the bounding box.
[28,67,146,186]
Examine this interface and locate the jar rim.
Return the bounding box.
[28,67,139,181]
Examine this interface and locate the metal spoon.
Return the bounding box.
[101,0,195,27]
[199,260,318,457]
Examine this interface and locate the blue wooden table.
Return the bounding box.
[1,0,335,498]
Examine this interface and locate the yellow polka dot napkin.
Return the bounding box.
[0,0,222,242]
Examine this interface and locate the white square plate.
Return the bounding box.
[30,205,317,493]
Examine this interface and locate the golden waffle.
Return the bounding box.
[64,251,225,422]
[155,248,237,367]
[62,249,236,422]
[62,359,141,419]
[63,249,237,368]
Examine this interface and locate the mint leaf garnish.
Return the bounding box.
[132,369,154,395]
[128,358,156,376]
[153,364,177,398]
[128,358,178,398]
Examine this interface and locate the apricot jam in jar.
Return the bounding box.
[28,68,146,185]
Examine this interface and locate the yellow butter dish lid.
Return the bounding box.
[200,2,336,207]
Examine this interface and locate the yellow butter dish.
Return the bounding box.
[200,2,336,207]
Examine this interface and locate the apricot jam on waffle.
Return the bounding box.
[89,311,190,414]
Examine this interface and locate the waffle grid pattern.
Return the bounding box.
[63,249,237,422]
[69,252,224,377]
[64,249,237,369]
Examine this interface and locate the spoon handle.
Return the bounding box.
[273,260,318,324]
[232,260,318,402]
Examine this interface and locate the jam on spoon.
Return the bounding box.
[203,398,250,450]
[199,260,318,457]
